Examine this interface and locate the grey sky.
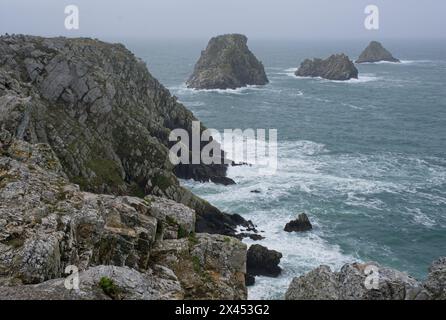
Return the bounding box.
[0,0,444,40]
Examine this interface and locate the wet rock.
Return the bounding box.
[295,54,358,81]
[356,41,400,63]
[187,34,268,90]
[247,244,282,278]
[284,213,313,232]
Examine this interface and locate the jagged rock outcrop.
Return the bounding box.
[285,259,446,300]
[0,138,247,299]
[151,234,247,299]
[423,257,446,300]
[0,265,183,300]
[356,41,400,63]
[284,213,313,232]
[186,34,268,90]
[0,34,254,237]
[295,54,358,81]
[246,244,282,280]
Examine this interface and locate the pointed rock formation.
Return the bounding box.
[295,54,358,81]
[356,41,400,63]
[186,34,269,90]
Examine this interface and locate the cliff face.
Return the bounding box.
[186,34,269,90]
[295,54,358,81]
[356,41,400,63]
[0,137,247,299]
[0,35,251,236]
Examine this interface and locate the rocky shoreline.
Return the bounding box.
[0,34,444,300]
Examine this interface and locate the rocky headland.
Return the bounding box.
[0,34,256,238]
[356,41,400,63]
[295,54,358,81]
[0,35,256,300]
[186,34,268,90]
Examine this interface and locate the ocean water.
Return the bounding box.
[123,39,446,299]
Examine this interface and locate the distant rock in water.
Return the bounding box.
[356,41,400,63]
[295,54,358,81]
[186,34,269,90]
[284,213,313,232]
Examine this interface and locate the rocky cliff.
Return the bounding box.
[0,35,254,236]
[356,41,400,63]
[0,137,247,299]
[295,54,358,81]
[186,34,269,90]
[285,259,446,300]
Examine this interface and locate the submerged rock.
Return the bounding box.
[187,34,268,90]
[356,41,400,63]
[285,259,446,300]
[284,213,313,232]
[295,54,358,81]
[246,244,282,279]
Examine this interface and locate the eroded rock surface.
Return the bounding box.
[285,259,446,300]
[0,138,248,299]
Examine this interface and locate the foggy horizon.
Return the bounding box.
[1,0,445,41]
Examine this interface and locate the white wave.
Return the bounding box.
[340,102,364,110]
[329,74,380,84]
[358,59,435,65]
[244,215,357,300]
[292,74,380,84]
[170,83,269,95]
[405,208,436,228]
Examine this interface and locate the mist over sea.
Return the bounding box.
[125,38,446,299]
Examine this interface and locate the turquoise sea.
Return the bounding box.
[124,38,446,299]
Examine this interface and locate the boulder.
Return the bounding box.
[356,41,400,63]
[246,244,282,278]
[295,54,358,81]
[284,213,313,232]
[285,262,428,300]
[186,34,268,90]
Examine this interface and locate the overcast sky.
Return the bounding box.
[0,0,445,40]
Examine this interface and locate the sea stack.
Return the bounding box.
[295,54,358,81]
[186,34,269,90]
[356,41,400,63]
